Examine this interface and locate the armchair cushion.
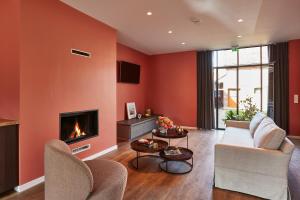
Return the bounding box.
[249,112,266,136]
[45,140,128,200]
[254,117,286,150]
[85,159,127,200]
[45,140,94,200]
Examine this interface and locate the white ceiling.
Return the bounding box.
[61,0,300,55]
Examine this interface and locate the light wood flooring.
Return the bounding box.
[1,130,299,200]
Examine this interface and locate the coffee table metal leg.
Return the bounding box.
[187,135,189,149]
[166,160,168,171]
[159,160,192,174]
[136,152,139,169]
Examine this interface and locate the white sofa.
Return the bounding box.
[214,113,295,200]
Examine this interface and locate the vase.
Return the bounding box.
[159,127,168,134]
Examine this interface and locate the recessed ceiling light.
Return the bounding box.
[168,30,173,34]
[237,35,242,38]
[181,42,186,45]
[147,11,152,16]
[237,19,244,23]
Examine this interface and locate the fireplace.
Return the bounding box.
[60,110,98,144]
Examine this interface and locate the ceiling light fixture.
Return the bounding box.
[147,11,152,16]
[168,30,173,34]
[237,35,242,38]
[181,42,186,45]
[237,19,244,23]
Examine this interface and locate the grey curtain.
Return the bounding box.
[197,51,215,129]
[269,42,289,131]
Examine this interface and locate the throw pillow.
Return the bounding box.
[249,112,266,137]
[254,117,286,150]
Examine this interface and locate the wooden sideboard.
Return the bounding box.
[0,119,19,194]
[117,116,158,140]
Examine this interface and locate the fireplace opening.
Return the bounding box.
[60,110,98,144]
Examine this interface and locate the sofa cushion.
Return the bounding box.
[221,127,254,147]
[254,117,286,150]
[249,112,266,137]
[225,120,250,129]
[280,138,295,154]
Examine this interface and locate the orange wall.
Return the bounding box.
[148,51,197,127]
[116,44,150,120]
[19,0,117,184]
[0,0,20,120]
[289,39,300,136]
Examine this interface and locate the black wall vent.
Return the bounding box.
[71,49,91,58]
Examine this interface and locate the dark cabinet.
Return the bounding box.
[117,116,158,140]
[0,124,19,194]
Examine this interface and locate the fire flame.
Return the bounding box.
[69,122,86,139]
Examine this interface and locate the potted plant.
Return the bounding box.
[224,97,259,124]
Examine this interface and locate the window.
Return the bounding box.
[239,47,260,65]
[213,46,270,129]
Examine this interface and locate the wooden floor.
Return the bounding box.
[1,130,299,200]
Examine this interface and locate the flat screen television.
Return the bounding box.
[117,61,140,84]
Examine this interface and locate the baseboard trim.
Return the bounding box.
[288,135,300,140]
[14,144,118,193]
[181,126,198,130]
[15,176,45,193]
[82,145,118,161]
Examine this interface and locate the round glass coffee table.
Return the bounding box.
[152,129,189,148]
[130,139,168,169]
[159,146,193,174]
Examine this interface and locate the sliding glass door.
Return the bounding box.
[214,67,238,129]
[213,46,270,129]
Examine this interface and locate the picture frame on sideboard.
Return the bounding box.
[126,102,137,119]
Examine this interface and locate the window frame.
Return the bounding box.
[213,45,269,130]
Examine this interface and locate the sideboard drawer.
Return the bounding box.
[117,116,158,140]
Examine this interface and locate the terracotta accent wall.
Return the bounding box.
[148,51,197,127]
[19,0,117,184]
[8,0,300,186]
[0,0,20,120]
[289,39,300,136]
[116,44,150,120]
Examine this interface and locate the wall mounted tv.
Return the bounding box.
[117,61,140,84]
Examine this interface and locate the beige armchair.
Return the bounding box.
[45,140,127,200]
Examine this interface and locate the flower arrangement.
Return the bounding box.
[157,116,174,129]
